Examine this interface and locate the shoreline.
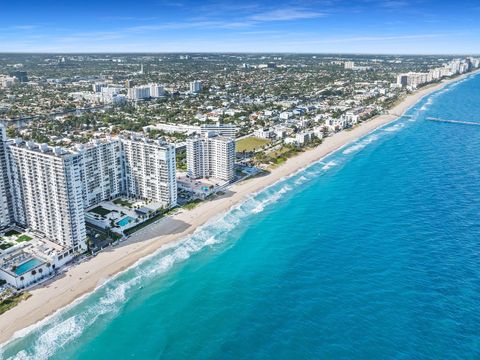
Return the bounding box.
[0,70,477,346]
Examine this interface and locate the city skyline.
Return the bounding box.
[1,0,480,54]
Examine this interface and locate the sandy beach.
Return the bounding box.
[0,71,477,345]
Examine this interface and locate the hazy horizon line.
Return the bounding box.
[0,51,479,56]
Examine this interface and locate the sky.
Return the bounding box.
[1,0,479,54]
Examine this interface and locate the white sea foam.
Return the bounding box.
[342,134,379,154]
[383,123,405,132]
[420,98,434,111]
[12,276,135,360]
[321,160,337,170]
[251,185,292,213]
[342,143,364,155]
[295,175,308,185]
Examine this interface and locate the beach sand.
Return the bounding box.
[0,71,476,345]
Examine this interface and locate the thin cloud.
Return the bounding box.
[123,6,326,33]
[101,16,159,21]
[12,25,37,30]
[381,0,409,9]
[0,25,37,33]
[293,33,446,45]
[250,8,326,21]
[126,20,253,32]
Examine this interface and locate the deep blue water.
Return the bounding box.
[2,73,480,359]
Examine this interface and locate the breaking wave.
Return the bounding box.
[383,123,405,133]
[342,134,380,155]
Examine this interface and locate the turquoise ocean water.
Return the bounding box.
[2,73,480,359]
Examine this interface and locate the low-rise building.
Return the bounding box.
[254,128,273,139]
[200,122,237,139]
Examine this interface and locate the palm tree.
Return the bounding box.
[86,238,94,252]
[31,269,37,282]
[38,268,43,278]
[19,276,24,288]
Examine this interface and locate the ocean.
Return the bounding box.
[2,73,480,359]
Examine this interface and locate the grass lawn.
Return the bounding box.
[269,146,291,158]
[90,206,112,217]
[236,137,271,152]
[16,235,32,243]
[182,199,202,210]
[0,292,31,315]
[113,198,134,208]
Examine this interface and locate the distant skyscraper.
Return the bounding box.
[187,133,235,182]
[189,80,202,93]
[127,84,164,100]
[149,84,165,98]
[9,71,28,83]
[396,74,409,87]
[127,85,151,100]
[344,61,355,70]
[92,83,105,93]
[0,76,16,88]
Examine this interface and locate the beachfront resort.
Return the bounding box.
[0,123,240,292]
[0,54,479,306]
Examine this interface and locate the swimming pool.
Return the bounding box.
[117,216,134,227]
[14,258,43,276]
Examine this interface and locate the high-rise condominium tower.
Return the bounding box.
[0,125,12,229]
[7,140,87,251]
[122,135,177,207]
[186,133,235,182]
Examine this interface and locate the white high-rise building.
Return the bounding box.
[122,135,177,207]
[397,72,428,89]
[76,139,125,208]
[149,84,165,98]
[92,83,105,93]
[127,84,164,100]
[1,131,179,249]
[200,122,237,139]
[7,141,87,251]
[395,58,479,89]
[396,74,408,87]
[344,61,355,69]
[0,125,12,229]
[187,133,235,182]
[0,76,16,89]
[189,80,202,93]
[127,85,150,100]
